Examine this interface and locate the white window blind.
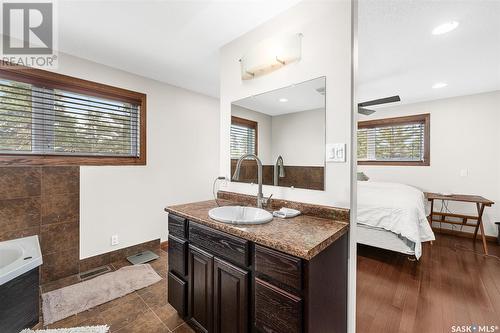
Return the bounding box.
[230,122,256,159]
[0,78,140,157]
[358,121,425,162]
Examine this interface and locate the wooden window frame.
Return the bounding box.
[230,116,258,159]
[357,113,430,166]
[0,63,146,166]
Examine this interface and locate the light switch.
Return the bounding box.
[460,169,469,177]
[326,143,346,162]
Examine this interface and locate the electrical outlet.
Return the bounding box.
[111,235,119,246]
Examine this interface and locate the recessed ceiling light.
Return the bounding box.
[432,21,459,35]
[432,82,448,89]
[279,98,288,103]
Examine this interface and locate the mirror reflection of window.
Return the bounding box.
[230,116,258,159]
[230,76,326,191]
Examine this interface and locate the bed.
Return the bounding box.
[357,181,435,259]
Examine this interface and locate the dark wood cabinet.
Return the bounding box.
[168,272,187,316]
[213,257,249,333]
[254,244,302,294]
[168,235,187,277]
[166,214,348,333]
[188,244,214,333]
[189,222,250,267]
[168,214,187,239]
[254,278,302,333]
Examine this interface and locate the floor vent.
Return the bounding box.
[79,265,112,281]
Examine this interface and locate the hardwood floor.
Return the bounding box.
[357,233,500,333]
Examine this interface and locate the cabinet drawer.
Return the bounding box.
[168,272,187,317]
[254,278,302,333]
[189,222,249,267]
[168,214,187,239]
[168,235,187,276]
[254,244,302,293]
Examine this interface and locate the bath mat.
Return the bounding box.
[20,325,109,333]
[42,264,161,325]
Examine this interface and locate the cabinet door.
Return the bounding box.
[168,272,187,317]
[188,244,214,333]
[213,258,249,333]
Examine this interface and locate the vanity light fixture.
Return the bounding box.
[432,21,459,35]
[240,33,303,80]
[279,98,288,103]
[432,82,448,89]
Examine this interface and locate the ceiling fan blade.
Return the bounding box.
[358,95,401,107]
[358,107,376,115]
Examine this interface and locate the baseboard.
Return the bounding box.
[80,239,161,273]
[432,227,497,243]
[160,241,168,251]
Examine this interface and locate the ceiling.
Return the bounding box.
[358,0,500,108]
[57,0,301,97]
[233,77,325,116]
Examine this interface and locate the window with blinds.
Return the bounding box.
[0,65,146,165]
[357,114,430,166]
[230,116,257,159]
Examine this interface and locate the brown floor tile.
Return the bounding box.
[114,310,168,333]
[45,315,78,329]
[172,323,195,333]
[137,280,168,308]
[152,303,185,331]
[149,254,168,273]
[98,295,149,332]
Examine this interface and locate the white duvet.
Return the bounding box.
[357,181,435,259]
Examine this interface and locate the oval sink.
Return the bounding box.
[208,206,273,225]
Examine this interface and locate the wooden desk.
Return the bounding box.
[425,192,494,255]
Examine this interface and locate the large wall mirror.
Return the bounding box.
[230,76,326,191]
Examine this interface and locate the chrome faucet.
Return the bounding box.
[274,155,285,186]
[232,153,270,208]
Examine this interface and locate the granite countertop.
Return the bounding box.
[165,199,349,260]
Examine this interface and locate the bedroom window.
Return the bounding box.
[357,114,430,166]
[230,116,257,159]
[0,64,146,165]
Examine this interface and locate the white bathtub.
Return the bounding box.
[0,235,43,285]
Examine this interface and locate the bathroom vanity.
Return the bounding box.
[164,192,349,333]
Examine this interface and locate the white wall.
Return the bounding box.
[219,0,352,206]
[272,108,325,166]
[358,91,500,235]
[52,52,220,259]
[231,105,272,164]
[231,106,324,166]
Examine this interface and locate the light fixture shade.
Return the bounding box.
[239,33,303,80]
